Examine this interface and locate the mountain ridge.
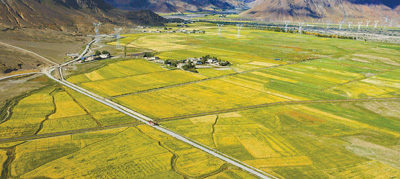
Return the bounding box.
[0,0,166,32]
[241,0,400,22]
[104,0,246,12]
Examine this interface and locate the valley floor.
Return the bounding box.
[0,22,399,178]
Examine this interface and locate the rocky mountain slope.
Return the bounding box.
[0,0,166,32]
[241,0,400,22]
[104,0,247,13]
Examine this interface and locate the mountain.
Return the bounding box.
[0,0,166,32]
[241,0,400,22]
[104,0,246,13]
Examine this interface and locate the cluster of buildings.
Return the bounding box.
[147,56,225,68]
[75,53,110,64]
[138,29,205,34]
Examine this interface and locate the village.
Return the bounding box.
[72,50,111,64]
[145,54,231,73]
[136,21,205,34]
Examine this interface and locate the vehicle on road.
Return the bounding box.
[149,121,158,126]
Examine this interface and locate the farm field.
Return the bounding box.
[112,56,400,119]
[2,21,400,179]
[66,22,400,121]
[67,59,166,84]
[330,68,400,98]
[67,59,208,97]
[114,79,289,119]
[162,101,400,178]
[0,126,248,178]
[0,87,55,139]
[0,84,138,139]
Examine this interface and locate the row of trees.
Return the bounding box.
[201,55,231,66]
[182,62,197,73]
[94,50,110,56]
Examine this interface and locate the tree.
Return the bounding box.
[102,50,109,55]
[143,52,154,57]
[95,50,101,56]
[171,61,178,67]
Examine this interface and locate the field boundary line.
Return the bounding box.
[109,58,319,98]
[0,121,142,143]
[158,97,400,121]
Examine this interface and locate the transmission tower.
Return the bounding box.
[348,22,353,29]
[374,20,379,28]
[217,24,223,37]
[357,22,363,31]
[114,27,122,49]
[385,16,389,22]
[93,22,101,44]
[236,24,243,38]
[326,20,331,30]
[298,22,304,34]
[284,21,290,33]
[390,20,393,27]
[366,20,370,28]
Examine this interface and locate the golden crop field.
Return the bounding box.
[207,169,259,179]
[64,88,134,126]
[136,125,226,178]
[162,100,400,178]
[2,126,245,178]
[109,55,399,120]
[0,87,54,139]
[329,68,400,98]
[129,34,192,52]
[114,79,288,119]
[196,68,235,77]
[3,21,400,179]
[79,70,207,97]
[67,59,166,84]
[0,150,7,173]
[39,115,97,134]
[49,91,87,119]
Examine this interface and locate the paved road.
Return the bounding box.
[62,39,96,66]
[44,68,275,179]
[1,39,399,179]
[22,38,274,179]
[59,39,97,80]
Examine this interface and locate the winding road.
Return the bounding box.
[1,40,276,179]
